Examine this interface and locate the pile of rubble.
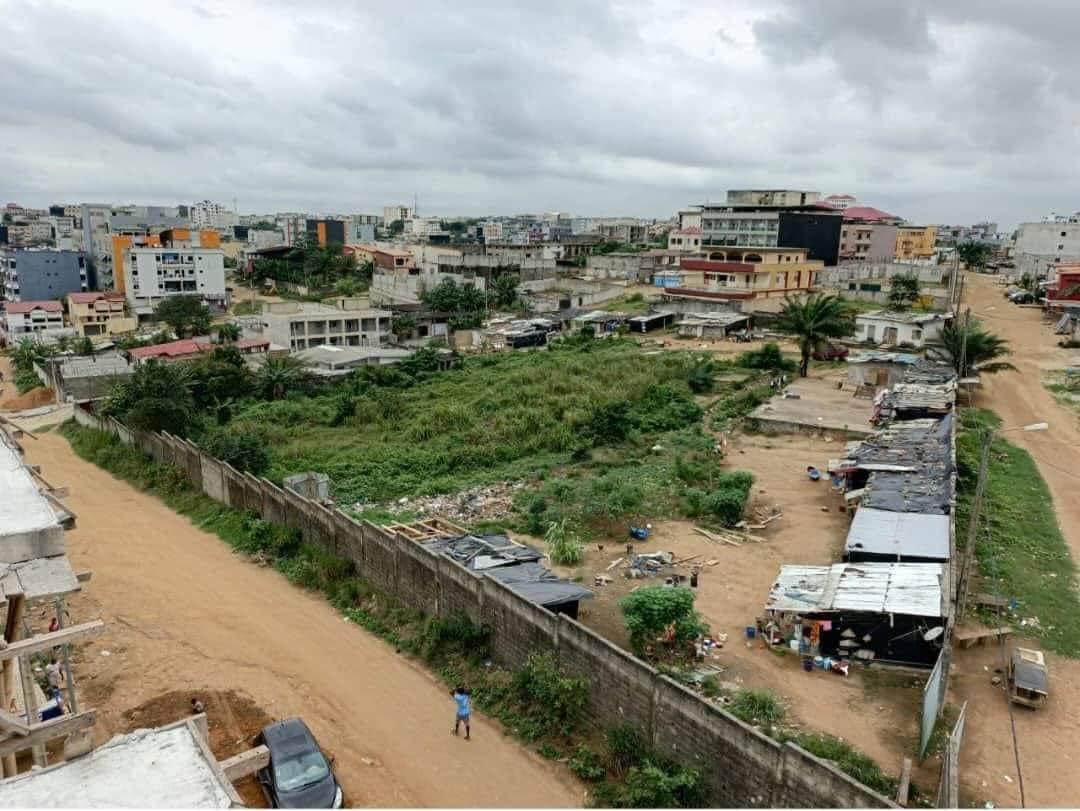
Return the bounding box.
[375,481,526,522]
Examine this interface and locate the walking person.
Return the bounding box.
[45,657,63,693]
[451,686,471,741]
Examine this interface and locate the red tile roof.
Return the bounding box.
[4,300,62,314]
[840,206,900,222]
[68,292,105,304]
[129,337,269,360]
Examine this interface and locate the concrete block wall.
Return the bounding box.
[71,406,894,809]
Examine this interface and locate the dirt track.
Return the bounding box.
[19,432,581,808]
[947,272,1080,807]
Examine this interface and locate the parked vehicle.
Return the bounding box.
[812,342,849,361]
[1007,647,1048,709]
[257,718,343,808]
[1008,291,1036,304]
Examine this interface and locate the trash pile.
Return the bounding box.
[364,481,525,521]
[628,551,674,577]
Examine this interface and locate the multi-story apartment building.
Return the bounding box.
[247,301,392,352]
[1014,216,1080,277]
[591,218,648,245]
[839,224,898,261]
[114,230,227,316]
[0,300,68,345]
[190,200,238,231]
[383,205,413,225]
[894,226,937,261]
[66,291,137,337]
[662,247,824,313]
[1,248,91,301]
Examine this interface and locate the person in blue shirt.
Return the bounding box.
[451,686,471,740]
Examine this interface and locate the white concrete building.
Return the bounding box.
[248,300,392,352]
[853,310,952,349]
[1014,217,1080,276]
[124,247,227,312]
[190,200,238,231]
[0,300,66,344]
[383,205,413,224]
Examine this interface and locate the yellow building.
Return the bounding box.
[66,292,137,337]
[895,226,937,261]
[675,247,824,313]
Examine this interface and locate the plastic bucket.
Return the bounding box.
[745,626,756,639]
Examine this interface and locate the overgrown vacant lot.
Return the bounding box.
[228,338,759,528]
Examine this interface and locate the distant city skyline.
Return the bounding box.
[3,1,1078,230]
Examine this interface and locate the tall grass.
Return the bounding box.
[229,340,714,504]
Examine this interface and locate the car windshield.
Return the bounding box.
[273,750,330,792]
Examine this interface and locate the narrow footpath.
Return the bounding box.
[20,432,581,808]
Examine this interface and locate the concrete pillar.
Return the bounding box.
[1,595,27,777]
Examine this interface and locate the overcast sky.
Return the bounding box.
[2,0,1077,228]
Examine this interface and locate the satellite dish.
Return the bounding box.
[923,626,945,642]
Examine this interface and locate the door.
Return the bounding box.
[883,326,899,344]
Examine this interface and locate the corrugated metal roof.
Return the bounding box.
[845,508,950,560]
[766,563,945,618]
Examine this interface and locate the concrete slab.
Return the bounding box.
[0,722,236,808]
[748,377,875,437]
[0,433,64,563]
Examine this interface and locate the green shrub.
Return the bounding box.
[606,725,649,775]
[14,368,41,394]
[569,744,607,781]
[727,689,785,727]
[416,614,491,663]
[700,675,720,698]
[545,519,584,566]
[613,761,707,808]
[632,384,702,432]
[620,587,707,654]
[509,653,588,739]
[199,427,271,475]
[737,342,794,372]
[686,362,715,394]
[789,733,897,796]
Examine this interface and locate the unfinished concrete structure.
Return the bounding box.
[0,716,241,808]
[0,423,102,777]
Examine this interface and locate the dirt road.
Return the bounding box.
[947,272,1080,807]
[20,432,581,808]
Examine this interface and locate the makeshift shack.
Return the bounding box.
[420,533,592,618]
[764,562,950,667]
[626,311,676,333]
[675,311,750,339]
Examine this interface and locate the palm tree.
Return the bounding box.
[256,356,307,400]
[216,322,242,344]
[930,319,1015,377]
[773,294,855,377]
[12,338,43,371]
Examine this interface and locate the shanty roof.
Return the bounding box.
[903,360,958,386]
[0,721,235,808]
[421,534,591,608]
[766,563,947,618]
[677,311,749,325]
[848,351,921,365]
[889,381,956,413]
[627,310,675,324]
[847,415,954,514]
[4,300,62,315]
[855,309,952,325]
[845,508,950,560]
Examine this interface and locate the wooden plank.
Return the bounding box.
[220,745,270,781]
[0,710,97,757]
[0,620,106,662]
[955,626,1012,649]
[897,757,912,806]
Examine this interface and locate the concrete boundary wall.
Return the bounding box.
[71,406,894,808]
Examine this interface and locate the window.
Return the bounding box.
[912,329,923,341]
[1059,244,1064,251]
[1062,231,1068,237]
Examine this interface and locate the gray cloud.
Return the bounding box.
[0,0,1077,226]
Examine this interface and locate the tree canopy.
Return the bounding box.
[956,241,993,270]
[773,294,855,376]
[154,296,212,337]
[887,273,921,311]
[102,360,198,436]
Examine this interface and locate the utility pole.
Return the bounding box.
[955,429,990,621]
